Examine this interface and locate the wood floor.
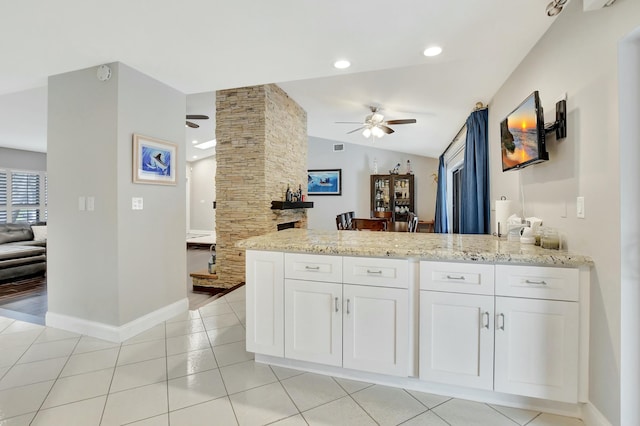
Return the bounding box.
[0,247,225,324]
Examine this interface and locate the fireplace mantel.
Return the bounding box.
[271,201,314,210]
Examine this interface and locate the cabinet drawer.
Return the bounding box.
[495,265,579,301]
[420,261,494,295]
[285,253,342,283]
[343,257,409,289]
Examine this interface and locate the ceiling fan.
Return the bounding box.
[336,106,417,138]
[186,115,209,129]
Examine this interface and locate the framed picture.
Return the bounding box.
[132,134,177,185]
[308,169,342,196]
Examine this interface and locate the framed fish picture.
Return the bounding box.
[132,134,178,185]
[308,169,342,196]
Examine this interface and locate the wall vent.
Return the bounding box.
[333,143,345,152]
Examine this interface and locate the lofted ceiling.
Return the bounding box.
[0,1,559,160]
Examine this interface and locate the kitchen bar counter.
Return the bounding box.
[236,228,593,267]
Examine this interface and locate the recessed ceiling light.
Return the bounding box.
[192,140,198,144]
[194,139,217,150]
[423,46,443,57]
[333,60,351,69]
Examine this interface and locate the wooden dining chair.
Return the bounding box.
[407,212,419,233]
[336,211,355,230]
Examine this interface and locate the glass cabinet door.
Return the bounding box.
[392,175,414,222]
[371,175,391,213]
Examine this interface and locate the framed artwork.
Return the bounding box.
[308,169,342,196]
[132,134,177,185]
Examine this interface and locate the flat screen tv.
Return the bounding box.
[500,91,548,172]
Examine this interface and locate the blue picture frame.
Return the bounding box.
[308,169,342,196]
[133,134,177,185]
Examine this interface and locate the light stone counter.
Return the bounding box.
[236,228,593,267]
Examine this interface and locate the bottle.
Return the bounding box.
[207,245,216,274]
[285,184,292,202]
[406,160,412,174]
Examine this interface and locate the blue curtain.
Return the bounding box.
[460,109,490,234]
[434,154,448,233]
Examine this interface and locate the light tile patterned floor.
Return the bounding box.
[0,286,585,425]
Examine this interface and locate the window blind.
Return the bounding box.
[0,172,6,206]
[11,172,40,205]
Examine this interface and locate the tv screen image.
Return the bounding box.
[501,91,548,172]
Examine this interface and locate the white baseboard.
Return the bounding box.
[189,229,214,235]
[45,298,188,343]
[582,401,612,426]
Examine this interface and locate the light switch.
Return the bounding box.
[577,196,585,218]
[78,196,86,211]
[87,196,95,211]
[132,197,143,210]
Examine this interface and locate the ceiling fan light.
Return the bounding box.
[372,126,384,138]
[362,128,372,138]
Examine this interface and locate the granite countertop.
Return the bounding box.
[236,229,593,267]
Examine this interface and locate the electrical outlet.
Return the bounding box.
[577,196,585,218]
[87,196,95,211]
[78,196,86,211]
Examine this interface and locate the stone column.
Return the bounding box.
[215,84,307,286]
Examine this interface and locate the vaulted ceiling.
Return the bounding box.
[0,1,559,160]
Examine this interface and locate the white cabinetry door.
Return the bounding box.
[494,297,579,403]
[420,291,494,389]
[246,250,284,357]
[284,279,342,366]
[343,284,409,376]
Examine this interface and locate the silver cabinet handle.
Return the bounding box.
[497,313,505,330]
[346,299,350,315]
[482,311,490,329]
[525,279,547,285]
[446,275,465,280]
[366,269,382,274]
[334,297,339,313]
[305,265,320,271]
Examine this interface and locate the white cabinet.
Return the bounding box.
[494,265,580,403]
[419,291,494,389]
[419,262,582,403]
[284,279,342,366]
[282,255,410,376]
[343,284,409,376]
[246,250,284,357]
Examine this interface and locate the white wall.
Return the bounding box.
[619,26,640,426]
[307,136,438,230]
[188,156,216,232]
[0,147,46,170]
[47,62,187,329]
[489,2,640,424]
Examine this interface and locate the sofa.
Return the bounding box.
[0,223,47,282]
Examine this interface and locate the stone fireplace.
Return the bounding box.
[215,84,308,287]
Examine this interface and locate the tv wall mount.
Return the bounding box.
[544,99,567,139]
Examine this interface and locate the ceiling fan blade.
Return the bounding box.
[347,126,367,134]
[385,119,417,125]
[380,125,395,134]
[186,115,209,120]
[186,121,199,129]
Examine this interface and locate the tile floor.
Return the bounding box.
[0,286,585,426]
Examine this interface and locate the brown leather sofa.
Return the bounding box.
[0,223,46,282]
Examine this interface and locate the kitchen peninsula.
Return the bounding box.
[237,229,593,415]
